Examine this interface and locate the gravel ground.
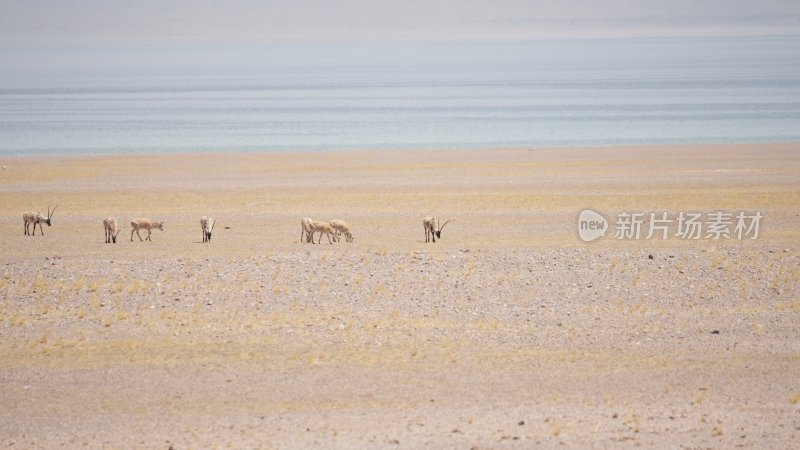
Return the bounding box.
[1,245,798,449]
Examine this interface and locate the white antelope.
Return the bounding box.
[423,216,452,243]
[23,205,57,236]
[200,216,216,243]
[103,217,121,243]
[330,219,354,243]
[300,217,314,243]
[130,218,163,242]
[310,220,338,244]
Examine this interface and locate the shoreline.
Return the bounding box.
[3,141,800,161]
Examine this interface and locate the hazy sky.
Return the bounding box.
[1,0,798,45]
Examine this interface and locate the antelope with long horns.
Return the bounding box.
[300,217,314,243]
[23,205,57,236]
[423,216,452,243]
[103,217,121,243]
[200,216,215,243]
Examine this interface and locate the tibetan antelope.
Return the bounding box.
[23,205,57,236]
[310,220,338,244]
[103,217,121,243]
[423,216,452,243]
[200,216,215,243]
[330,219,353,243]
[300,217,314,243]
[130,218,163,242]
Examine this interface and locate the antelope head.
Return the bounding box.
[435,219,452,239]
[205,220,215,242]
[45,205,57,226]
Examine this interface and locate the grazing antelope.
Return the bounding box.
[130,218,163,242]
[330,219,354,243]
[310,220,338,244]
[200,216,215,243]
[300,217,314,243]
[423,216,452,243]
[103,217,121,243]
[23,205,57,236]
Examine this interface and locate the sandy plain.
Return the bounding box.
[0,144,799,449]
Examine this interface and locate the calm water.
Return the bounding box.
[1,36,799,155]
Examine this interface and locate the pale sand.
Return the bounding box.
[0,144,798,448]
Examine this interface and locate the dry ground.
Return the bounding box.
[1,144,799,449]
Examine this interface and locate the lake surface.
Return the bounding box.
[1,36,799,155]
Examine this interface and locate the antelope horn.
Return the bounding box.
[48,205,57,219]
[439,219,453,231]
[209,219,216,232]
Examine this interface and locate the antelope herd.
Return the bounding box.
[300,218,351,245]
[22,207,454,244]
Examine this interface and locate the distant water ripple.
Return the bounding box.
[1,36,799,155]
